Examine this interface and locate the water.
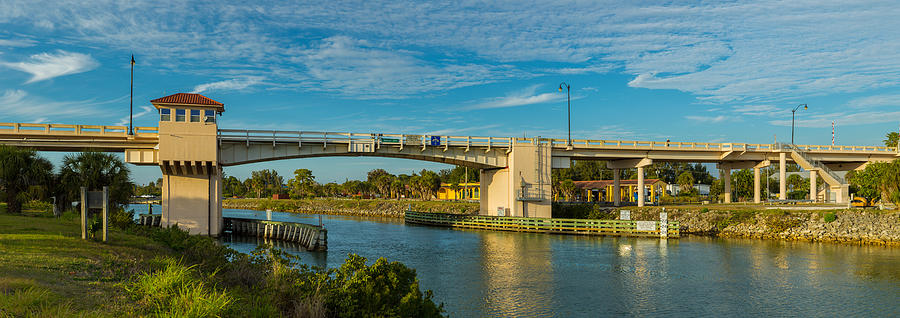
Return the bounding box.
[130,205,900,317]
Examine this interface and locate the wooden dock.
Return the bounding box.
[223,217,327,251]
[405,211,679,238]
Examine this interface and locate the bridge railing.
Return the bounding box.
[0,123,159,139]
[534,137,896,153]
[217,129,515,149]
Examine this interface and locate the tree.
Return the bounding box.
[731,169,754,201]
[884,132,899,148]
[249,169,284,198]
[58,152,134,210]
[559,179,577,201]
[223,175,245,198]
[288,169,317,198]
[0,146,53,213]
[374,174,395,198]
[786,174,805,192]
[676,171,695,194]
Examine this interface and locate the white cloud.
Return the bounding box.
[2,1,900,103]
[469,85,562,110]
[116,106,156,126]
[770,110,900,128]
[846,94,900,108]
[0,89,115,122]
[685,115,727,123]
[1,50,99,83]
[192,76,264,94]
[0,38,35,47]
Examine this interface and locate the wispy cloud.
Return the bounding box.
[0,38,35,47]
[469,85,561,110]
[0,89,117,122]
[846,94,900,108]
[1,50,98,83]
[192,76,264,94]
[116,106,156,126]
[770,110,900,128]
[685,115,727,123]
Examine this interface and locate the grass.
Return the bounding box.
[0,204,170,316]
[0,202,444,317]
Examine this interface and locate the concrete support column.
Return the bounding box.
[637,167,645,207]
[779,152,787,200]
[809,170,817,202]
[613,169,621,207]
[753,167,761,203]
[723,168,732,203]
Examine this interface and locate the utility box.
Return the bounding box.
[80,186,108,242]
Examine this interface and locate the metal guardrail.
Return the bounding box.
[782,143,844,184]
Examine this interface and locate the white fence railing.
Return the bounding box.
[0,123,158,138]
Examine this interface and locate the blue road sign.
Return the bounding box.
[430,136,441,146]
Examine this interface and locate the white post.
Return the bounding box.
[809,170,817,202]
[637,167,645,207]
[779,152,787,200]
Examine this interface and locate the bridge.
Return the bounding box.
[2,93,896,236]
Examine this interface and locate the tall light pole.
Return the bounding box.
[790,103,807,144]
[129,55,135,135]
[558,82,571,150]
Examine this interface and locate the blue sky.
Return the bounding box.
[2,1,899,184]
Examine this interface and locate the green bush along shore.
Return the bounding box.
[0,203,444,317]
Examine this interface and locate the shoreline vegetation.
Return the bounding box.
[224,198,900,246]
[0,203,444,317]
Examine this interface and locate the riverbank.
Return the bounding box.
[555,204,900,246]
[223,198,479,217]
[0,205,443,317]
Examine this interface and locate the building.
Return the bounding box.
[437,183,480,200]
[570,179,668,204]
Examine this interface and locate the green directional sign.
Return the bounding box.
[381,138,399,143]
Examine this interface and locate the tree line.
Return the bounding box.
[0,146,133,214]
[221,166,480,200]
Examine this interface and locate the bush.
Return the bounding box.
[700,208,709,213]
[824,212,837,223]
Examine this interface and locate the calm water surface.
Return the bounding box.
[132,205,900,317]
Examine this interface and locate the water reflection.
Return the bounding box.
[126,205,900,317]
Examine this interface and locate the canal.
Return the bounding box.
[132,205,900,317]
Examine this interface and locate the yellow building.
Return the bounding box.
[437,183,480,200]
[571,179,667,204]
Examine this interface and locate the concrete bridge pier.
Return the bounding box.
[607,158,652,207]
[160,163,223,236]
[480,141,552,218]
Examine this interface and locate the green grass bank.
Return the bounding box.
[0,204,444,317]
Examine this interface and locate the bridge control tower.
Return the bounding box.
[151,93,224,236]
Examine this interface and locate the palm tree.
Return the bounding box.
[0,146,53,214]
[58,152,134,210]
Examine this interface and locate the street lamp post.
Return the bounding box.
[558,82,571,150]
[790,103,807,144]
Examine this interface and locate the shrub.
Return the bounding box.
[700,208,709,213]
[824,212,837,223]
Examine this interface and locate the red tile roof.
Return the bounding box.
[150,93,224,108]
[573,179,664,189]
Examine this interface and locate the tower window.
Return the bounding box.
[204,110,216,123]
[175,109,186,122]
[160,108,171,121]
[190,109,201,122]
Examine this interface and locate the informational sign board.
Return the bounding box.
[430,136,441,146]
[381,137,399,143]
[87,191,105,209]
[635,221,656,232]
[619,210,631,220]
[497,207,505,216]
